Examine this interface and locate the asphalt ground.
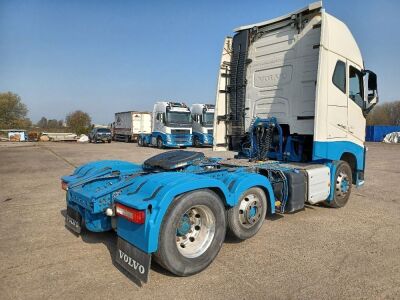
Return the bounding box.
[0,141,399,299]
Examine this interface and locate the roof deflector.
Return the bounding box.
[233,1,322,32]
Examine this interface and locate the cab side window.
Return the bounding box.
[332,60,346,93]
[349,66,364,108]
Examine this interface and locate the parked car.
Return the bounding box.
[89,128,112,143]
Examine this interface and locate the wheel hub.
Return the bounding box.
[176,205,216,258]
[336,172,350,198]
[238,194,262,228]
[177,214,191,236]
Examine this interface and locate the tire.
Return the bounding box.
[124,136,129,143]
[324,161,352,208]
[157,137,163,149]
[138,137,143,147]
[107,140,111,143]
[88,138,92,143]
[193,136,201,147]
[227,187,267,240]
[154,189,226,276]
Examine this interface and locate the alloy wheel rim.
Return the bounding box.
[176,205,216,258]
[238,193,262,228]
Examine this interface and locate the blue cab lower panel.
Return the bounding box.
[192,132,213,145]
[312,141,365,171]
[140,132,192,147]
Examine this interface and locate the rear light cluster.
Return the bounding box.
[61,181,68,191]
[116,203,145,224]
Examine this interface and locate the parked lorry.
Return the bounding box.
[62,2,378,284]
[191,104,215,147]
[137,101,192,148]
[113,111,152,142]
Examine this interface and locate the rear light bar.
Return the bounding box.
[116,203,145,224]
[61,181,68,191]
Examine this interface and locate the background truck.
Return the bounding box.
[191,104,215,147]
[137,101,192,148]
[113,111,152,142]
[62,2,378,284]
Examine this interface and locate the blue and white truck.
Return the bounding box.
[137,101,192,148]
[62,2,378,284]
[191,103,215,147]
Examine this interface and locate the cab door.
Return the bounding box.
[327,54,348,139]
[347,62,366,144]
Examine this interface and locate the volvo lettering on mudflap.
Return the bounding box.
[116,238,151,283]
[61,2,378,285]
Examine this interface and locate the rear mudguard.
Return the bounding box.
[116,170,275,253]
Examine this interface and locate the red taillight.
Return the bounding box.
[116,203,145,224]
[61,181,68,191]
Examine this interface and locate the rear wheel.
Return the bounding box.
[227,187,267,240]
[157,137,163,149]
[325,161,352,208]
[154,189,226,276]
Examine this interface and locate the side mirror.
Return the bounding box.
[363,70,379,115]
[162,113,166,124]
[367,70,377,91]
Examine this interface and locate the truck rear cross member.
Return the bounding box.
[62,2,377,284]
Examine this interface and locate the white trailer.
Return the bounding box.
[113,111,152,142]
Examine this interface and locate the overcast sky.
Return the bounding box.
[1,0,399,124]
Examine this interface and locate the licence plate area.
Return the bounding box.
[65,206,82,234]
[116,237,151,283]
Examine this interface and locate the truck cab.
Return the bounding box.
[62,2,378,284]
[213,1,378,186]
[138,101,192,148]
[190,104,215,147]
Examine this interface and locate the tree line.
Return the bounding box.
[0,91,92,135]
[366,100,400,126]
[1,91,399,135]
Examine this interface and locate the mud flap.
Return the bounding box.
[65,206,82,234]
[116,237,151,283]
